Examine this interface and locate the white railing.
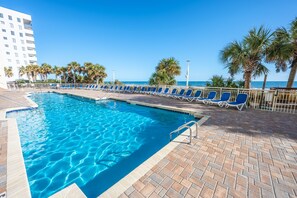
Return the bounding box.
[7,83,297,114]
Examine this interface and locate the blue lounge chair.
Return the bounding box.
[137,87,146,94]
[128,86,138,93]
[124,86,131,93]
[143,87,151,94]
[182,90,202,102]
[112,86,119,92]
[179,89,193,100]
[157,87,169,96]
[197,91,216,104]
[165,88,177,97]
[171,89,185,98]
[153,87,162,95]
[208,92,231,107]
[225,93,248,111]
[149,87,157,95]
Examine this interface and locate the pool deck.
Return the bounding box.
[1,88,297,197]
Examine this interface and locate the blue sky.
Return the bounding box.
[1,0,297,82]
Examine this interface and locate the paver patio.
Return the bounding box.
[1,88,297,197]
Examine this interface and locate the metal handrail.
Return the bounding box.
[177,120,198,138]
[170,125,192,144]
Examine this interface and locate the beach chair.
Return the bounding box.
[197,91,216,104]
[136,87,145,94]
[165,88,177,97]
[116,86,123,93]
[208,92,231,107]
[112,86,119,92]
[182,90,202,102]
[225,93,248,111]
[171,89,185,98]
[152,87,162,95]
[157,87,169,96]
[128,86,138,93]
[143,87,151,94]
[179,89,193,100]
[149,87,157,95]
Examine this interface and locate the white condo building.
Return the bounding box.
[0,7,37,89]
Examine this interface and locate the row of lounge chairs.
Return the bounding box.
[59,84,248,111]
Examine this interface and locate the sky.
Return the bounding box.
[1,0,297,82]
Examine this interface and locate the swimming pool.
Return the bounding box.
[7,93,196,197]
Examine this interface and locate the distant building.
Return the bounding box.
[0,7,37,88]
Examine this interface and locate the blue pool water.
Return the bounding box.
[7,93,196,197]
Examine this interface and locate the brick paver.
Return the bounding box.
[1,88,297,197]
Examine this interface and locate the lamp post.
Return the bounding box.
[186,60,190,87]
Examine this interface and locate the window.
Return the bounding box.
[19,25,22,30]
[2,29,6,32]
[11,31,15,35]
[10,23,14,28]
[16,60,20,64]
[24,60,27,65]
[0,13,3,18]
[22,47,25,51]
[3,36,7,40]
[8,15,12,20]
[23,54,26,58]
[12,38,16,43]
[21,40,24,44]
[15,53,19,57]
[4,44,9,47]
[8,59,12,62]
[19,33,23,37]
[17,18,21,22]
[0,21,4,24]
[6,52,10,55]
[13,45,17,50]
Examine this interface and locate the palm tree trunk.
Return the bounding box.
[96,78,99,85]
[286,58,297,88]
[244,71,252,89]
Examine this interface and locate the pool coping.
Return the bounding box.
[3,91,210,198]
[0,92,38,198]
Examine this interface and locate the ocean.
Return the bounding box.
[121,81,297,89]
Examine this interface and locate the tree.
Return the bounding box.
[53,66,62,81]
[85,63,107,84]
[266,18,297,88]
[40,63,52,81]
[19,66,31,81]
[221,26,271,88]
[149,57,181,85]
[206,75,244,88]
[67,61,81,84]
[4,67,13,78]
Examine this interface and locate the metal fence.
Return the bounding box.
[7,83,297,114]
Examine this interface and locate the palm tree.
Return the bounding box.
[60,67,67,83]
[85,63,107,84]
[156,57,181,76]
[40,63,52,81]
[67,61,81,84]
[4,67,13,78]
[149,57,181,85]
[28,64,40,82]
[221,26,271,88]
[53,66,62,82]
[19,66,31,81]
[266,18,297,88]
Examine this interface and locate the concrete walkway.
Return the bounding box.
[1,88,297,197]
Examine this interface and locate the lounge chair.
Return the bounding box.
[128,86,138,93]
[149,87,157,95]
[152,87,162,95]
[197,91,216,104]
[182,90,202,102]
[143,87,151,94]
[225,93,248,111]
[137,87,146,94]
[165,88,177,97]
[157,87,169,96]
[208,92,231,107]
[171,89,185,98]
[179,89,193,100]
[111,86,118,92]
